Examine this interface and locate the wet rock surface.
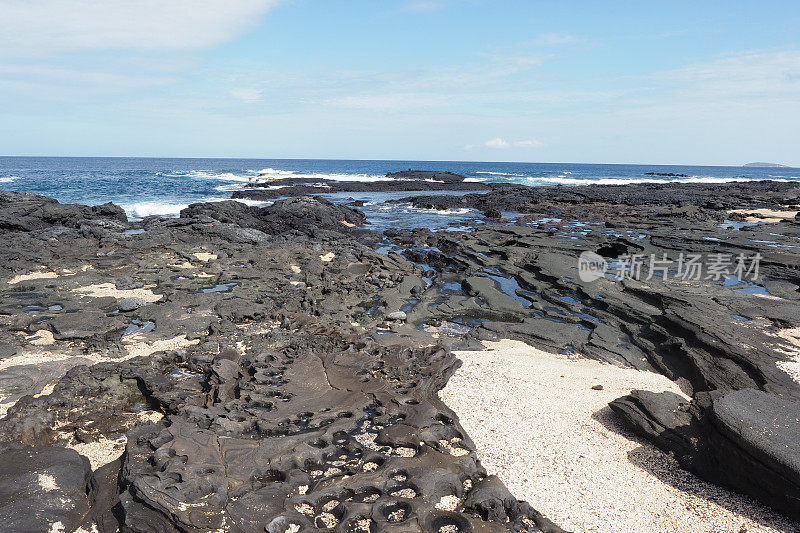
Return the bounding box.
[1,177,799,530]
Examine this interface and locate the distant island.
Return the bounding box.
[743,162,790,167]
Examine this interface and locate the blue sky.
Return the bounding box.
[1,0,798,165]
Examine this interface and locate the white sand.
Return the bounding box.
[68,410,162,470]
[0,335,197,371]
[73,283,162,303]
[38,473,58,491]
[440,339,797,533]
[192,252,218,262]
[775,328,800,384]
[6,270,60,285]
[0,335,197,416]
[121,334,199,359]
[0,351,73,372]
[69,435,128,470]
[28,329,56,346]
[727,208,800,223]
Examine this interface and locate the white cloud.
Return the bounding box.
[648,49,800,101]
[484,138,543,149]
[513,139,544,147]
[0,64,174,89]
[485,137,510,148]
[230,88,264,104]
[0,0,282,56]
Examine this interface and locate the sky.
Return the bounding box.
[0,0,798,165]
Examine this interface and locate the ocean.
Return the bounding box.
[1,157,797,231]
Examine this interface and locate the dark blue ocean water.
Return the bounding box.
[1,157,797,230]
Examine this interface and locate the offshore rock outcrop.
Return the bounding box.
[231,170,489,202]
[180,196,367,236]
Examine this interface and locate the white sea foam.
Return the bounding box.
[121,201,191,219]
[215,183,288,192]
[0,176,19,183]
[159,170,257,182]
[468,173,798,187]
[398,204,475,216]
[474,171,527,177]
[435,207,474,215]
[256,168,384,182]
[121,196,273,219]
[256,168,295,177]
[214,184,242,192]
[233,198,272,207]
[516,175,795,186]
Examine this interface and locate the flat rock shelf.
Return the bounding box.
[0,176,799,532]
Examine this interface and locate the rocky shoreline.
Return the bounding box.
[0,175,799,532]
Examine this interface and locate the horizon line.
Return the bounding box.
[1,155,795,169]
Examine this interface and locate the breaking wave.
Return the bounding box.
[466,175,797,187]
[157,170,257,182]
[256,168,382,182]
[120,201,192,219]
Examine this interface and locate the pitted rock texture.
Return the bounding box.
[113,338,553,532]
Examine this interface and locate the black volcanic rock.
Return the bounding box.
[230,176,488,202]
[181,196,366,235]
[0,190,564,531]
[386,170,468,183]
[1,181,800,529]
[0,444,93,532]
[0,190,126,232]
[643,172,692,177]
[228,170,484,204]
[610,389,800,521]
[394,180,800,226]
